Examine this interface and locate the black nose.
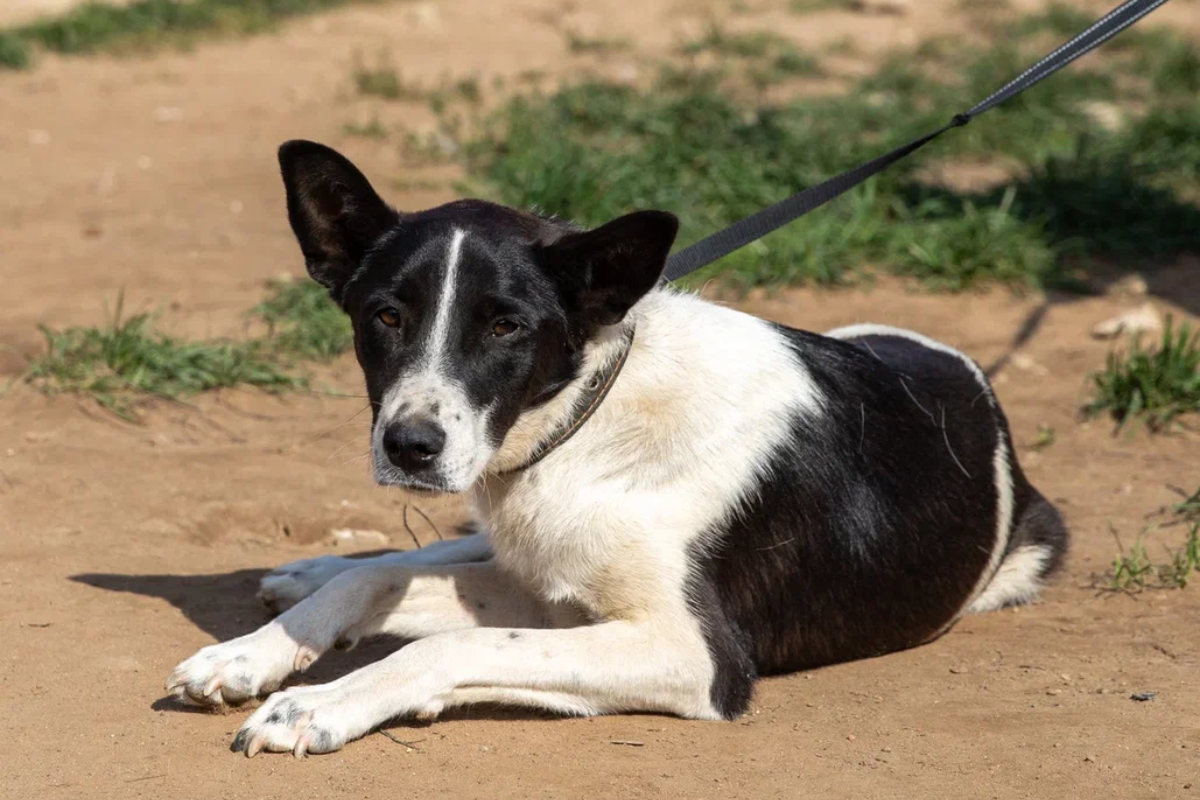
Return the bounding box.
[382,419,446,471]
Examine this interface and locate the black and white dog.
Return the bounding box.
[167,141,1067,757]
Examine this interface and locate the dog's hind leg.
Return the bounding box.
[167,559,578,709]
[258,529,492,613]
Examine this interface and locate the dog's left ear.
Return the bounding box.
[278,140,400,304]
[543,210,679,328]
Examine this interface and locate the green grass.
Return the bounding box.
[250,278,353,361]
[352,53,425,101]
[343,116,389,139]
[1106,487,1200,592]
[564,30,632,54]
[0,0,397,70]
[26,281,351,419]
[450,19,1200,292]
[0,30,32,68]
[1086,318,1200,432]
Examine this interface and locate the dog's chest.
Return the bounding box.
[474,475,688,618]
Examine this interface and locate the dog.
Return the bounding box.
[166,140,1068,757]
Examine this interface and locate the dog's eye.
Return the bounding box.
[377,308,401,328]
[491,319,520,338]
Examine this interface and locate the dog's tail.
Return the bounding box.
[969,486,1068,613]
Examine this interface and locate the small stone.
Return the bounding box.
[153,106,184,123]
[1077,100,1124,132]
[1130,691,1156,702]
[1091,302,1162,339]
[847,734,856,742]
[331,528,390,546]
[1084,755,1096,763]
[949,666,968,674]
[479,745,489,752]
[1046,689,1062,696]
[1011,353,1034,371]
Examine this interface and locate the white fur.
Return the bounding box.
[373,228,495,492]
[968,544,1050,613]
[478,288,823,610]
[963,437,1016,611]
[426,228,466,370]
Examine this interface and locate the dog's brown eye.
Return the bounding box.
[377,308,401,328]
[491,319,520,338]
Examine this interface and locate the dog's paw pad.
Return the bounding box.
[233,692,348,758]
[258,556,353,614]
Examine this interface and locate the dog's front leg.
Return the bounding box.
[167,561,578,708]
[258,530,493,613]
[232,619,721,757]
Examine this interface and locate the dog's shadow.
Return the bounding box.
[73,558,403,706]
[70,561,560,723]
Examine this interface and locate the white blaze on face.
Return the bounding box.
[373,228,496,492]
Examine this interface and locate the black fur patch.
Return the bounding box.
[683,561,757,718]
[688,328,1067,684]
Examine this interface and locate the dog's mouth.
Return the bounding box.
[373,467,459,497]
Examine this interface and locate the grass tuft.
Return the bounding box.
[26,281,350,419]
[251,278,353,362]
[1086,318,1200,432]
[343,116,389,139]
[1105,487,1200,592]
[564,30,632,54]
[2,0,393,69]
[0,31,32,68]
[352,52,425,101]
[25,294,303,419]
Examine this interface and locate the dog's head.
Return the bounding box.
[278,141,678,494]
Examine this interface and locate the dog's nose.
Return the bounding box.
[382,419,446,471]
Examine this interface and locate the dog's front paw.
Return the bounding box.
[232,687,354,758]
[165,626,311,707]
[257,555,361,614]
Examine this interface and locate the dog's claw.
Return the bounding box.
[248,735,266,758]
[202,677,221,698]
[293,735,310,759]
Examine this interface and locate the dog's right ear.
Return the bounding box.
[278,140,400,303]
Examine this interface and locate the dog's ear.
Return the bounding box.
[278,140,400,303]
[543,210,679,329]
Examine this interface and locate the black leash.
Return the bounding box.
[662,0,1172,283]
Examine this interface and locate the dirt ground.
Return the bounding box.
[2,0,1198,798]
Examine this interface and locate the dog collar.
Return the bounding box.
[503,328,635,475]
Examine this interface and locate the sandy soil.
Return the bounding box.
[1,0,1198,798]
